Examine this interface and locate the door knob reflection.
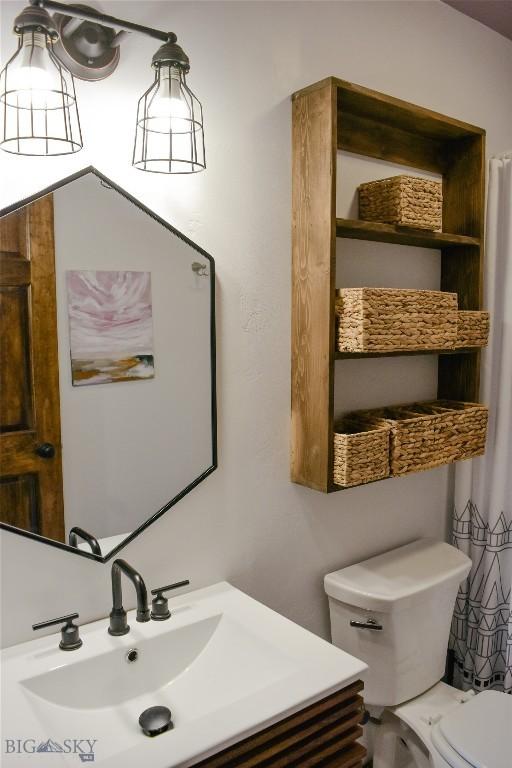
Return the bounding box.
[34,443,56,459]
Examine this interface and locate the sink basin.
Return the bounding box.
[1,582,366,767]
[21,612,296,713]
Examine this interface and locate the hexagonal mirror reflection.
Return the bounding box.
[0,168,216,561]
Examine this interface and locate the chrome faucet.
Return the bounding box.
[108,559,150,636]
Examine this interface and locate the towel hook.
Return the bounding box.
[191,261,209,277]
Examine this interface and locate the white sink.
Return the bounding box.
[1,582,366,767]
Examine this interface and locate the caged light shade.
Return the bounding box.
[133,41,205,174]
[0,6,82,156]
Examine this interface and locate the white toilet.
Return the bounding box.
[324,538,511,768]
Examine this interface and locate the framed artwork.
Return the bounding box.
[66,270,154,386]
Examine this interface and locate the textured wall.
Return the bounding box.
[1,1,511,648]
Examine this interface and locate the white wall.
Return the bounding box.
[1,1,511,648]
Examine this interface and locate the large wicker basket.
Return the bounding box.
[336,288,458,353]
[457,311,490,348]
[359,175,443,231]
[333,418,390,487]
[353,400,488,476]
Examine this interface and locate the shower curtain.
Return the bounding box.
[450,153,512,694]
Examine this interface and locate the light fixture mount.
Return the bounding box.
[51,5,120,81]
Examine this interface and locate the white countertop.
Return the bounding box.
[1,582,366,767]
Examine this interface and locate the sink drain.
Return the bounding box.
[125,648,139,663]
[139,706,173,737]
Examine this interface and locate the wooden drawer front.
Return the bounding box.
[194,681,365,767]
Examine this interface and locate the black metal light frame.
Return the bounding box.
[132,41,206,174]
[0,167,217,564]
[0,5,83,156]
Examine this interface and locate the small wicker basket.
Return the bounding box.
[333,418,390,487]
[359,175,443,231]
[457,311,490,348]
[353,400,488,477]
[336,288,458,353]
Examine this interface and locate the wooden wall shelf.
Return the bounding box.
[336,348,479,360]
[335,218,480,249]
[291,77,485,493]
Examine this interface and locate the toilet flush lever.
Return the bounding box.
[349,618,383,631]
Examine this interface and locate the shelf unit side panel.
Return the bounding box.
[442,135,486,239]
[438,350,481,402]
[291,83,337,492]
[439,134,485,403]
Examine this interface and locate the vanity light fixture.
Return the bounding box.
[133,41,205,174]
[0,1,205,172]
[0,4,82,156]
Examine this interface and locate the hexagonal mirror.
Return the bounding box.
[0,167,216,562]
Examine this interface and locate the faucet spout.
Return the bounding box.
[108,559,151,636]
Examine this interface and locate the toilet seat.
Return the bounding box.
[385,683,511,768]
[430,727,474,768]
[431,690,511,768]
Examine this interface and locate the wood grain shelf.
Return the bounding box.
[336,348,479,360]
[335,218,480,249]
[291,77,485,493]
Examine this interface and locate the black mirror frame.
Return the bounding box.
[0,166,217,563]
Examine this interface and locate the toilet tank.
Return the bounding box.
[324,539,471,707]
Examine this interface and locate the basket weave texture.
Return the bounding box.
[352,400,488,477]
[333,418,390,487]
[457,311,490,348]
[336,288,458,352]
[359,175,443,231]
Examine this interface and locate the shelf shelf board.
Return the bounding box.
[329,476,386,493]
[336,347,480,360]
[335,218,480,249]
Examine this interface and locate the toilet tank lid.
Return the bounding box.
[324,539,471,613]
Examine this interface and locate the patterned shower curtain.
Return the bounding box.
[450,154,512,694]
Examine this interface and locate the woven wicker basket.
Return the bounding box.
[457,311,490,348]
[359,175,443,231]
[336,288,458,353]
[353,400,488,477]
[333,418,390,487]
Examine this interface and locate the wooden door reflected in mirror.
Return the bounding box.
[0,197,64,541]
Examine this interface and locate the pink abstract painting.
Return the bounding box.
[66,270,154,386]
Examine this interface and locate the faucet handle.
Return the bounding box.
[32,613,83,651]
[150,580,190,621]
